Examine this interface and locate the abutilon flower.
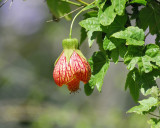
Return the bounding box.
[53,38,91,93]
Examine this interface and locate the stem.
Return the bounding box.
[69,6,84,38]
[69,1,95,38]
[0,0,9,8]
[76,0,89,5]
[61,0,82,6]
[149,113,160,118]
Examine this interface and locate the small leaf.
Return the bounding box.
[141,86,159,97]
[103,36,116,50]
[139,1,160,35]
[102,14,127,36]
[148,118,160,128]
[88,51,110,92]
[127,57,140,70]
[130,0,147,5]
[100,5,117,26]
[80,27,87,46]
[127,97,158,114]
[84,83,94,96]
[145,44,159,58]
[111,0,128,15]
[138,56,153,73]
[95,0,106,9]
[111,49,119,63]
[125,68,141,102]
[87,31,99,47]
[111,26,145,46]
[79,17,102,31]
[119,44,127,58]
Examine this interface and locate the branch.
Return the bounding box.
[0,0,9,8]
[61,0,82,7]
[46,6,84,23]
[149,112,160,118]
[76,0,89,5]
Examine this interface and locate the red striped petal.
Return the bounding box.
[53,50,91,92]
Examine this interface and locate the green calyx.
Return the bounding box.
[62,38,79,49]
[62,38,78,63]
[54,38,87,65]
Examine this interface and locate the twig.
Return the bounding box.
[61,0,82,6]
[149,112,160,118]
[0,0,9,8]
[76,0,89,5]
[46,6,84,23]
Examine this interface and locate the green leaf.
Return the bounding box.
[103,36,116,50]
[100,5,117,26]
[95,0,106,9]
[124,46,144,65]
[148,118,160,128]
[88,51,110,92]
[138,56,153,73]
[96,32,104,51]
[145,44,160,67]
[139,70,158,92]
[125,68,141,102]
[119,44,127,58]
[127,97,158,114]
[46,0,71,20]
[79,17,102,31]
[139,1,160,35]
[111,26,145,46]
[130,0,147,5]
[80,27,87,46]
[127,57,139,70]
[111,49,119,63]
[102,14,127,36]
[111,0,128,15]
[145,44,159,58]
[87,31,99,47]
[84,83,94,96]
[141,86,159,97]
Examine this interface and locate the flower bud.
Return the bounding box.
[53,38,91,93]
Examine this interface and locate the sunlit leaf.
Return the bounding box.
[100,5,117,26]
[127,97,158,114]
[79,17,102,31]
[111,26,145,46]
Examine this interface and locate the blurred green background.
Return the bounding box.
[0,1,151,128]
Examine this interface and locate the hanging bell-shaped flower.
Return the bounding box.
[53,38,91,93]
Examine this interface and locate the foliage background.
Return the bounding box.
[0,0,157,128]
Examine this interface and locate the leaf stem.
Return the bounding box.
[149,112,160,118]
[76,0,89,5]
[61,0,82,7]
